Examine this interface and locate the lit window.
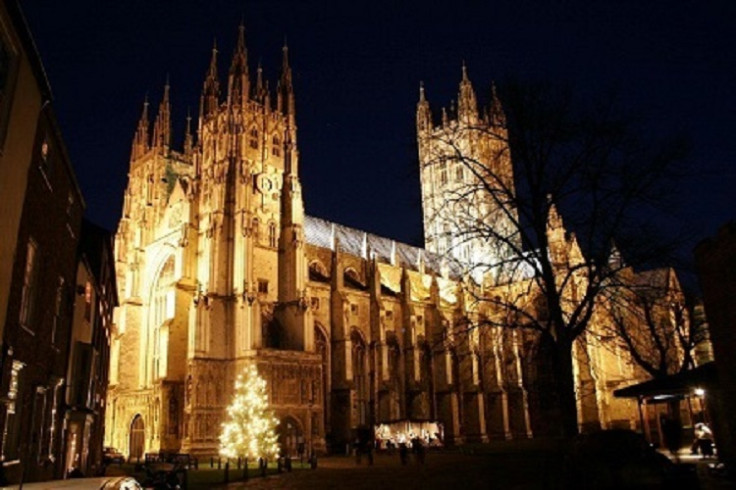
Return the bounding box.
[455,165,464,182]
[272,136,281,157]
[84,281,92,322]
[19,238,40,330]
[2,360,25,461]
[249,128,259,149]
[39,135,51,175]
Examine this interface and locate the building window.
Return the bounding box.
[47,379,62,461]
[52,276,65,345]
[311,297,320,310]
[257,279,269,295]
[439,162,448,185]
[2,360,25,462]
[351,303,358,315]
[66,191,74,218]
[84,281,92,322]
[272,136,281,157]
[249,128,259,149]
[268,222,277,248]
[455,165,464,182]
[19,238,40,330]
[251,217,260,243]
[38,134,51,176]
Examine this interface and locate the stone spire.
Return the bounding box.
[152,77,171,152]
[227,23,249,108]
[131,95,150,160]
[254,61,266,102]
[200,39,220,120]
[489,81,506,128]
[184,108,193,156]
[278,41,295,119]
[416,81,431,133]
[457,61,478,123]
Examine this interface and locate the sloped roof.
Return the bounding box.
[303,215,464,279]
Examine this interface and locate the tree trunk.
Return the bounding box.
[552,337,579,438]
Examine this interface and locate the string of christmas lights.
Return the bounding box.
[219,364,280,461]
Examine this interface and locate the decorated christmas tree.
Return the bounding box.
[219,364,280,461]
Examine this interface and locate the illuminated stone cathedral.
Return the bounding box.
[106,26,658,458]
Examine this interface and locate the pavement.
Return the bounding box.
[209,450,563,490]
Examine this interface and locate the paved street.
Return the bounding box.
[209,450,563,490]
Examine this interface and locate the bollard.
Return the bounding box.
[311,454,318,469]
[277,457,282,473]
[217,457,221,470]
[243,457,249,480]
[237,457,241,470]
[260,458,267,477]
[224,461,230,484]
[210,456,213,468]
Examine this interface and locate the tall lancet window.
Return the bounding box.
[150,256,175,382]
[351,331,368,426]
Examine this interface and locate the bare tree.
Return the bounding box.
[598,267,710,379]
[417,77,689,437]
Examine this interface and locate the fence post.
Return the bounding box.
[224,461,230,484]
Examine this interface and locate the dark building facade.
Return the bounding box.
[64,220,117,476]
[0,0,86,484]
[695,222,736,471]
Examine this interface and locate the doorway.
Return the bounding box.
[129,414,145,462]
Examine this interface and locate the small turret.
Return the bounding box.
[416,81,431,133]
[279,41,295,119]
[200,39,220,121]
[254,61,266,102]
[184,108,193,157]
[227,23,249,108]
[489,82,506,128]
[152,77,171,152]
[131,95,150,160]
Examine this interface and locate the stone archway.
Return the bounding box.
[129,414,145,462]
[277,416,304,458]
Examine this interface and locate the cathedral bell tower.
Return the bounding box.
[416,65,518,278]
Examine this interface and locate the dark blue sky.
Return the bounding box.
[20,1,736,253]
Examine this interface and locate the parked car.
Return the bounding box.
[0,476,141,489]
[565,429,698,489]
[103,446,126,465]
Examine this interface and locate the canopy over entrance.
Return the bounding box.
[613,362,717,399]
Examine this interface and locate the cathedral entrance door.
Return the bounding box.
[129,415,145,462]
[277,417,303,458]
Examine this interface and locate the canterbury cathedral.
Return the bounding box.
[106,25,669,458]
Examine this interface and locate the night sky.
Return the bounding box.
[20,1,736,259]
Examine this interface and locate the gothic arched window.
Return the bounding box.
[150,256,175,382]
[272,135,281,157]
[252,217,260,244]
[268,222,277,248]
[351,331,368,426]
[249,128,259,149]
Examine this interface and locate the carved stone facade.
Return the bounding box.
[106,26,652,457]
